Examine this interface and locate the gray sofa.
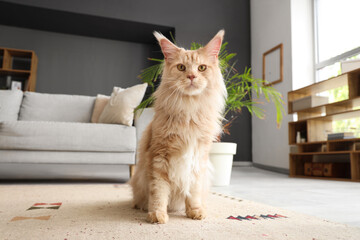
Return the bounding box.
[0,90,137,180]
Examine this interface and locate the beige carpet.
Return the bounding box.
[0,184,359,240]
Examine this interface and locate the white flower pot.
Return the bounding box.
[209,142,237,186]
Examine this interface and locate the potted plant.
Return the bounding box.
[135,40,285,186]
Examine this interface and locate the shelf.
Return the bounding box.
[289,108,360,123]
[295,106,325,120]
[0,47,37,91]
[291,96,360,119]
[289,175,357,182]
[288,73,347,101]
[288,69,360,114]
[0,69,31,75]
[288,68,360,101]
[294,140,326,145]
[288,69,360,182]
[6,49,33,58]
[329,138,360,143]
[291,138,360,153]
[317,109,360,121]
[291,151,360,155]
[289,154,356,181]
[288,121,307,144]
[0,49,3,68]
[293,138,360,145]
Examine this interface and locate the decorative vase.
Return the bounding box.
[209,142,237,186]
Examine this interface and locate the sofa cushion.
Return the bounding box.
[19,92,95,122]
[0,90,23,121]
[91,94,110,123]
[0,121,136,152]
[98,83,148,126]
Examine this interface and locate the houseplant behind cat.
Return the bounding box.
[129,30,226,224]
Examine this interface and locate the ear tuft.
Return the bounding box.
[153,31,165,42]
[203,29,225,59]
[153,31,179,61]
[216,29,225,39]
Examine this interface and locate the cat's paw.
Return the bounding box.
[147,211,169,224]
[132,202,148,211]
[186,208,206,220]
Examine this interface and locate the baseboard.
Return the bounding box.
[232,161,253,167]
[252,163,289,175]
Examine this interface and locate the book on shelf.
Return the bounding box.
[327,132,354,140]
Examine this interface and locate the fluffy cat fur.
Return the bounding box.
[129,30,227,224]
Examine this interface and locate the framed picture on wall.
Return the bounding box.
[262,43,283,86]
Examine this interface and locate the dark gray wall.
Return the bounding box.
[0,25,151,95]
[0,0,251,162]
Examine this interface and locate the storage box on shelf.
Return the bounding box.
[288,68,360,182]
[0,47,38,91]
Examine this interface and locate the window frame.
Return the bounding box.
[313,0,360,81]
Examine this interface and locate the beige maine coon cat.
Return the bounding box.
[130,30,227,224]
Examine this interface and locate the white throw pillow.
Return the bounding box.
[0,90,23,121]
[91,94,110,123]
[98,83,148,126]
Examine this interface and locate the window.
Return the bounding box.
[314,0,360,82]
[314,0,360,137]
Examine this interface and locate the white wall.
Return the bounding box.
[251,0,292,170]
[291,0,315,90]
[251,0,314,170]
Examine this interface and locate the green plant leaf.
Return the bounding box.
[136,40,285,135]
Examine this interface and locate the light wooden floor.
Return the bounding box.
[213,166,360,227]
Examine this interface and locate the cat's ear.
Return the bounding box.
[203,30,225,60]
[154,31,179,61]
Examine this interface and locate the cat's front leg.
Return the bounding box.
[185,179,207,220]
[147,170,170,224]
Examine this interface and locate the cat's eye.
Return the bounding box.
[198,65,207,72]
[177,64,186,71]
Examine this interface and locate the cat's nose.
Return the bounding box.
[187,74,196,81]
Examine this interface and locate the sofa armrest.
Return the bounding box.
[134,108,154,163]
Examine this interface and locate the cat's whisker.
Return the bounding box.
[168,89,180,110]
[162,85,179,103]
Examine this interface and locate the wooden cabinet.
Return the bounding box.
[0,47,38,91]
[288,69,360,182]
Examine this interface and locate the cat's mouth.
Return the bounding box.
[181,81,205,96]
[186,82,198,90]
[187,80,198,88]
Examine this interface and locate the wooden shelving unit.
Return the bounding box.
[288,69,360,182]
[0,47,38,91]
